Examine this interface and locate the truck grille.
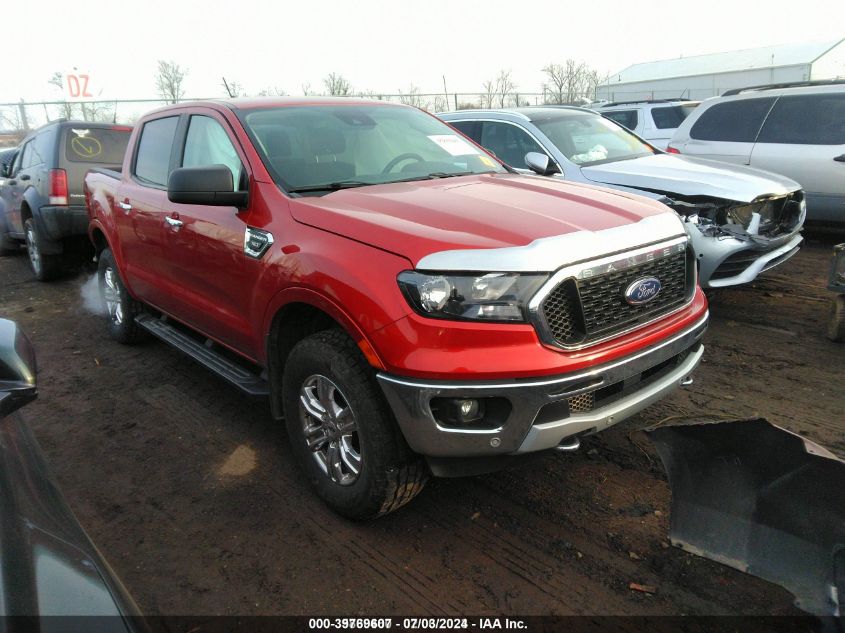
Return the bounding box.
[538,246,691,348]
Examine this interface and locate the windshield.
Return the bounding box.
[242,104,504,193]
[533,112,655,167]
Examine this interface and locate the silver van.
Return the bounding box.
[668,81,845,223]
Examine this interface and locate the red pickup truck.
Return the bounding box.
[85,98,708,519]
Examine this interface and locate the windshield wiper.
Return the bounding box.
[288,180,372,194]
[387,171,478,184]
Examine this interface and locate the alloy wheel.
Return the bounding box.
[25,225,41,276]
[298,374,362,486]
[102,266,124,325]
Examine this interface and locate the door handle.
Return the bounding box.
[164,216,183,228]
[19,174,30,181]
[834,154,845,162]
[118,201,132,213]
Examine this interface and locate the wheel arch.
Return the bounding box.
[264,290,386,420]
[89,224,110,256]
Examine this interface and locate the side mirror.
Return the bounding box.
[525,152,560,176]
[0,163,9,178]
[167,165,248,207]
[0,319,37,417]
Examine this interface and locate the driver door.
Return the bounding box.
[163,112,256,354]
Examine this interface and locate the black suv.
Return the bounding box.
[0,120,131,280]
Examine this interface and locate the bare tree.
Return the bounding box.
[0,106,26,139]
[398,84,423,108]
[481,79,497,108]
[542,60,600,104]
[257,86,287,97]
[301,82,314,96]
[323,73,352,96]
[495,70,516,108]
[156,60,188,104]
[221,77,243,98]
[48,72,76,119]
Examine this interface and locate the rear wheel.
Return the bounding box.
[24,219,62,281]
[98,248,145,344]
[827,295,845,343]
[282,329,427,519]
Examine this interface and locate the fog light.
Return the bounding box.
[458,399,479,420]
[429,396,511,429]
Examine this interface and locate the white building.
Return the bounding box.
[596,39,845,102]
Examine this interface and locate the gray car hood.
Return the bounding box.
[580,154,800,203]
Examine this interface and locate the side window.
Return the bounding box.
[603,110,639,131]
[182,115,244,191]
[479,121,546,168]
[757,94,845,145]
[689,98,776,142]
[30,128,56,167]
[19,142,36,170]
[14,142,31,173]
[134,116,179,187]
[448,120,479,141]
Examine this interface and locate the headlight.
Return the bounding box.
[397,271,548,322]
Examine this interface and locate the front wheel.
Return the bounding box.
[24,219,62,280]
[97,248,145,344]
[282,329,427,519]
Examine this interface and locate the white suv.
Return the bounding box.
[598,100,699,150]
[669,82,845,223]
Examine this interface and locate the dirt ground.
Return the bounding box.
[1,233,843,616]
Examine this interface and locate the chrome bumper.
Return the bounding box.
[377,312,708,458]
[696,231,804,288]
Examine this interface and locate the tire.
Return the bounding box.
[827,295,845,343]
[97,248,145,344]
[24,218,62,281]
[282,329,428,520]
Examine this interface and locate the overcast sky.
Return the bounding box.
[2,0,844,103]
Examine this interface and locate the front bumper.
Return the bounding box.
[37,205,88,242]
[377,311,707,458]
[695,230,803,288]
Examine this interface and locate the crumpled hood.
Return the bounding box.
[289,173,674,266]
[581,154,801,203]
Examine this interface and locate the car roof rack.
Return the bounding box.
[599,98,691,107]
[721,78,845,96]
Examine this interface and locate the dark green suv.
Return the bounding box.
[0,120,131,280]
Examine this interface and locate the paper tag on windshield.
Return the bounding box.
[427,134,480,156]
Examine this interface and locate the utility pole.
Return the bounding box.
[18,100,29,132]
[442,75,449,112]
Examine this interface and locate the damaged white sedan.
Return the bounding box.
[441,107,805,288]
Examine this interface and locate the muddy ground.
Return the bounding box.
[1,234,843,616]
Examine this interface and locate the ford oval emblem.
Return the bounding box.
[624,277,662,305]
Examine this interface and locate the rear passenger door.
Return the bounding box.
[750,92,845,222]
[684,97,776,164]
[1,142,30,234]
[116,115,180,311]
[164,111,255,353]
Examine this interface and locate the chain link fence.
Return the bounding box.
[0,91,600,144]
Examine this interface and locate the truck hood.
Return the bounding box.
[289,173,680,269]
[580,154,800,203]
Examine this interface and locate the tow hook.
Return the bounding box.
[680,376,694,386]
[555,436,581,452]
